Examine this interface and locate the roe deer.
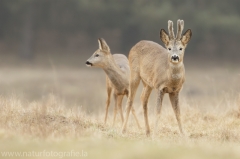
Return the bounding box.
[86,38,140,128]
[122,20,192,136]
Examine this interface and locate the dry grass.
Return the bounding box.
[0,57,240,158]
[0,94,240,159]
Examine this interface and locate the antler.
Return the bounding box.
[168,20,175,40]
[176,19,184,40]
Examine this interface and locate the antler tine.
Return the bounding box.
[180,20,184,31]
[176,19,184,40]
[168,20,175,40]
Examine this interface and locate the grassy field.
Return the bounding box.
[0,56,240,159]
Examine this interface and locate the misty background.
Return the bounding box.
[0,0,240,62]
[0,0,239,113]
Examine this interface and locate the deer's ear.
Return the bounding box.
[98,38,110,52]
[181,29,192,45]
[160,29,170,46]
[98,39,103,50]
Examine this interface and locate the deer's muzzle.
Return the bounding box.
[171,55,180,63]
[86,61,93,67]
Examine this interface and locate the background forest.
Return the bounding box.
[0,0,240,61]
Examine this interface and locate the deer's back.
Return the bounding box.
[129,40,169,88]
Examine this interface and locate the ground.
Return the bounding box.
[0,55,239,159]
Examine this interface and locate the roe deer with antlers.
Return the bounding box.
[122,20,192,136]
[86,38,140,128]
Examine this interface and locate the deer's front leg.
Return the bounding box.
[104,85,112,124]
[169,92,183,134]
[154,89,164,136]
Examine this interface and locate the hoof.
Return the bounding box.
[137,125,141,130]
[121,128,126,134]
[146,130,150,137]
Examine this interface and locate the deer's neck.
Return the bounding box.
[168,62,185,81]
[103,56,127,91]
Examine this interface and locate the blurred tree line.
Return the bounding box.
[0,0,240,59]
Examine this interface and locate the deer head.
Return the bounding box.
[86,38,111,68]
[160,19,192,64]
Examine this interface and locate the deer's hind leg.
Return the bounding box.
[122,71,140,134]
[112,93,118,126]
[141,83,152,136]
[124,91,141,129]
[130,106,141,129]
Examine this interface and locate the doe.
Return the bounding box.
[86,38,140,128]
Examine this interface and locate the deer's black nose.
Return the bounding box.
[171,55,179,61]
[86,61,92,66]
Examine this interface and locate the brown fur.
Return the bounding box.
[86,38,140,127]
[122,20,192,136]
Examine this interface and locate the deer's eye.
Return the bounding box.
[168,48,171,51]
[95,54,99,57]
[179,48,182,51]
